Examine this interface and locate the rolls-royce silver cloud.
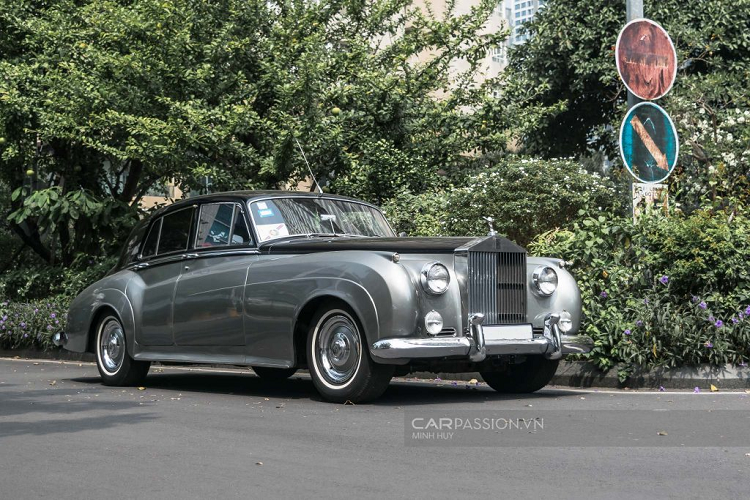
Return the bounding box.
[55,191,592,402]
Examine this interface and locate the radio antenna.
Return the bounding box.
[294,137,323,194]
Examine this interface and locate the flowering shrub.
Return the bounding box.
[383,157,621,245]
[530,205,750,380]
[0,298,68,350]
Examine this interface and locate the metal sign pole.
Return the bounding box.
[626,0,644,219]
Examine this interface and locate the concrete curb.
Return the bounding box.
[2,349,749,389]
[414,361,750,389]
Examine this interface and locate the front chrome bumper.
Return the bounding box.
[370,313,593,362]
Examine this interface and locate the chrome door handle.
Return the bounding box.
[183,253,198,259]
[133,263,149,270]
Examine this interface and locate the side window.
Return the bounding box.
[119,222,146,267]
[141,219,161,258]
[158,208,194,255]
[230,205,252,245]
[196,203,233,247]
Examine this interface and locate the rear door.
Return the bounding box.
[172,202,257,346]
[134,206,196,346]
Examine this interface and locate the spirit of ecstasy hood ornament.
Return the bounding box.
[482,216,497,237]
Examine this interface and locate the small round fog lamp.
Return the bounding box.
[559,310,573,333]
[425,310,444,335]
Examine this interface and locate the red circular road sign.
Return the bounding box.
[616,18,677,101]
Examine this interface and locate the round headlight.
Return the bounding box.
[559,310,573,333]
[425,310,444,335]
[532,265,558,296]
[421,262,450,295]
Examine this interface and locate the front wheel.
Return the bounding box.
[480,356,559,394]
[307,304,393,403]
[95,315,150,386]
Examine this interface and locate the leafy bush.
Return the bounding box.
[383,157,621,245]
[0,256,117,302]
[0,297,68,350]
[529,206,750,379]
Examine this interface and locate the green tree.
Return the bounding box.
[500,0,750,164]
[0,0,507,265]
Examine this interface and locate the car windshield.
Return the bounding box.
[248,197,395,242]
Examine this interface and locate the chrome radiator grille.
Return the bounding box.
[468,251,527,324]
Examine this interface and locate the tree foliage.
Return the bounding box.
[0,0,506,265]
[501,0,750,161]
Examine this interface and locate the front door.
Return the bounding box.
[172,202,256,346]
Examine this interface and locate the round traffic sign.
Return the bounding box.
[616,19,677,101]
[619,102,679,183]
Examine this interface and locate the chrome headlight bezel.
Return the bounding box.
[532,265,558,296]
[420,262,450,295]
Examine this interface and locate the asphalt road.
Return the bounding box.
[1,358,749,500]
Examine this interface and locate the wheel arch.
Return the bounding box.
[83,289,137,356]
[292,293,376,368]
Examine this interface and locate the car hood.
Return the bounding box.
[263,236,525,254]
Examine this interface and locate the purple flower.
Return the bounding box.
[659,275,669,285]
[636,320,644,327]
[624,329,632,336]
[732,317,739,325]
[699,301,707,310]
[658,386,665,392]
[600,291,608,298]
[739,361,748,368]
[50,313,56,319]
[708,316,715,323]
[33,308,38,313]
[740,312,746,320]
[694,387,701,393]
[20,322,26,328]
[47,325,53,330]
[23,333,28,338]
[745,306,750,316]
[691,296,699,303]
[715,320,723,328]
[704,341,713,348]
[54,320,59,325]
[644,298,649,305]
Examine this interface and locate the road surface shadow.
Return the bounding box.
[72,371,578,405]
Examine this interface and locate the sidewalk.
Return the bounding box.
[2,349,749,389]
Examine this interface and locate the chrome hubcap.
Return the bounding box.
[316,314,361,385]
[100,320,125,374]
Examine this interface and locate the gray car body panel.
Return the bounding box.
[64,191,583,369]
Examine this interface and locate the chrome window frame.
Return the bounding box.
[246,195,396,243]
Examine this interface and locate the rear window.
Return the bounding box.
[158,208,194,255]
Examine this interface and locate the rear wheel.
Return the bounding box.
[252,366,297,381]
[307,303,393,403]
[480,356,559,394]
[95,315,150,386]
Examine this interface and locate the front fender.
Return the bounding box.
[527,257,582,333]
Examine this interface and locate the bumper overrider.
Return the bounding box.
[371,313,593,362]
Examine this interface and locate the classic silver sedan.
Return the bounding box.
[56,191,592,402]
